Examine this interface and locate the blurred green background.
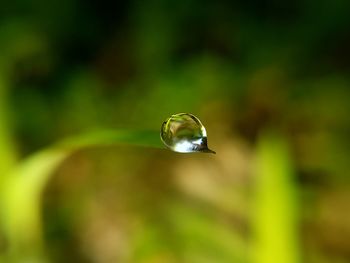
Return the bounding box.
[0,0,349,262]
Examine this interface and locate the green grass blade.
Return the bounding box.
[0,67,17,180]
[2,130,162,261]
[59,129,163,149]
[252,132,300,263]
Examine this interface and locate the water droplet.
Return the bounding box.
[160,113,216,154]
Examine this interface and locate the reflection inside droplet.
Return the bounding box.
[160,113,215,154]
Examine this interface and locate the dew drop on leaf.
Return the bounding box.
[160,113,216,154]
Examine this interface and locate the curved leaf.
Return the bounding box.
[2,130,162,260]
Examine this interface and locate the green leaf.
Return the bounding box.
[2,130,162,260]
[252,132,300,263]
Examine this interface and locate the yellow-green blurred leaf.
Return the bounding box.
[252,132,300,263]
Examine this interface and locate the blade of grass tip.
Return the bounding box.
[59,130,163,150]
[252,132,300,263]
[3,129,162,260]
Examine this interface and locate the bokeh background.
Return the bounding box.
[0,0,349,262]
